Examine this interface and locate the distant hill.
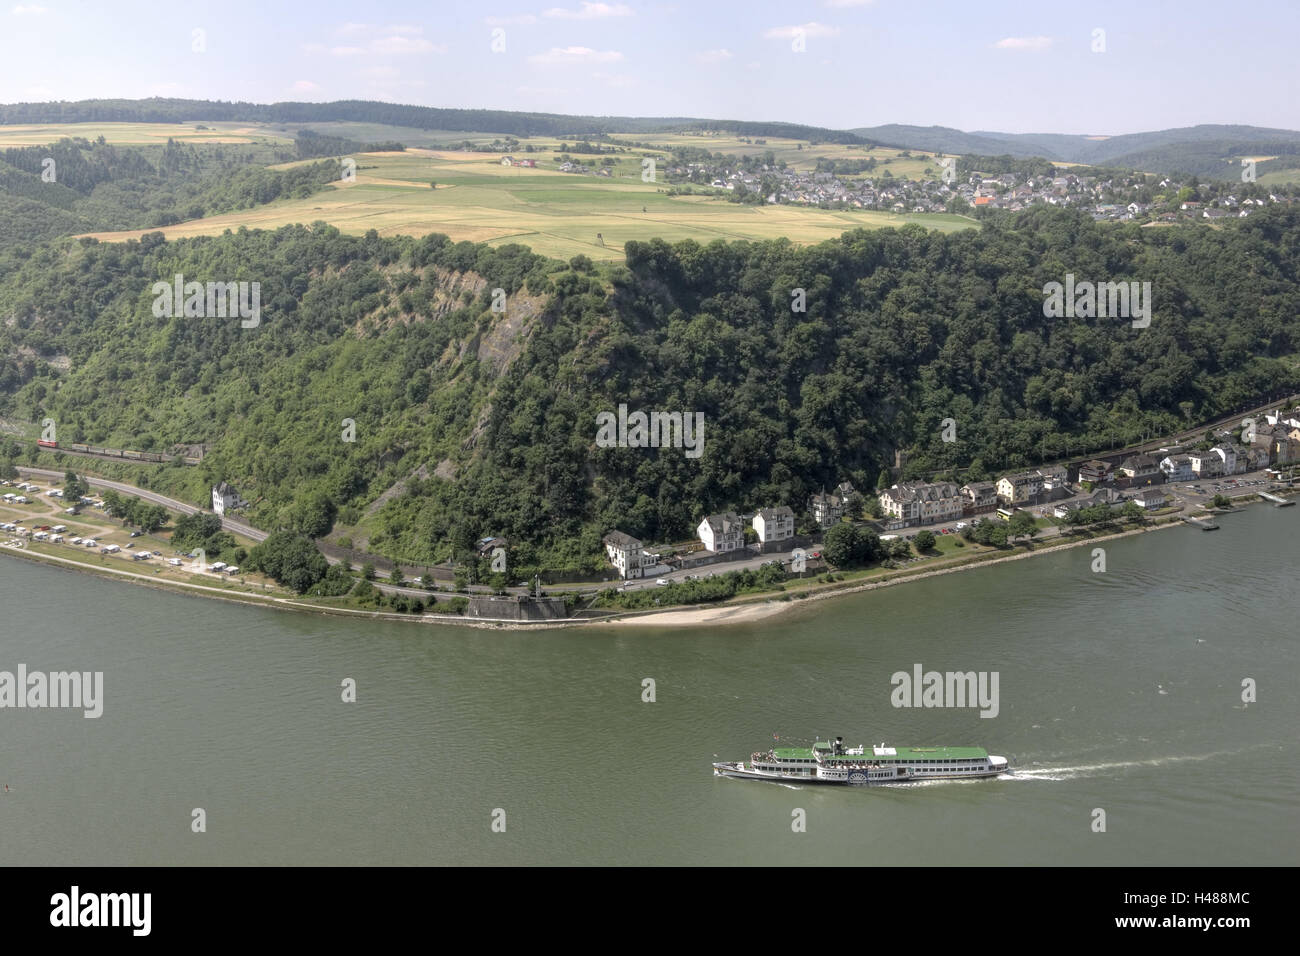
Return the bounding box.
[854,123,1300,179]
[0,97,871,146]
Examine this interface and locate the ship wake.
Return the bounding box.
[1009,746,1266,781]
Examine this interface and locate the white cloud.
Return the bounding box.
[994,36,1053,50]
[764,22,840,39]
[336,22,423,36]
[292,80,320,92]
[543,2,633,19]
[310,29,444,57]
[486,13,538,25]
[23,85,55,98]
[11,4,47,14]
[371,35,444,55]
[528,46,624,65]
[591,71,636,88]
[695,48,732,63]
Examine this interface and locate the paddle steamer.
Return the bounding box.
[713,736,1009,785]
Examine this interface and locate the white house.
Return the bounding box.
[879,481,962,527]
[1211,445,1246,475]
[1189,450,1224,478]
[1133,488,1166,510]
[697,512,745,553]
[752,506,795,550]
[603,531,652,580]
[212,482,240,516]
[1160,455,1195,483]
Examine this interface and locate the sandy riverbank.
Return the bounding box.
[607,600,791,626]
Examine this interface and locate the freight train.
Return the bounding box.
[42,440,202,466]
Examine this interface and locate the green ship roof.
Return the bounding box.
[826,746,989,761]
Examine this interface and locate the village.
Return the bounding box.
[658,156,1299,224]
[449,135,1300,226]
[601,405,1300,589]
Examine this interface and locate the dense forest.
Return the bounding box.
[0,137,330,246]
[1,206,1297,576]
[0,135,393,250]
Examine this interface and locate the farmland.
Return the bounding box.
[66,131,975,260]
[0,121,290,146]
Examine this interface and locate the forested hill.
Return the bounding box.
[0,98,869,145]
[0,136,342,248]
[1,207,1298,575]
[854,123,1300,180]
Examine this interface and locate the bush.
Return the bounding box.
[307,563,355,597]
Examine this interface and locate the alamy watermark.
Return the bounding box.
[890,663,999,718]
[595,404,705,458]
[50,887,150,936]
[151,274,261,328]
[0,665,103,718]
[1043,273,1151,328]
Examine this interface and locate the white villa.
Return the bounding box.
[697,512,746,553]
[879,481,962,527]
[1159,454,1195,482]
[603,531,654,579]
[752,506,795,550]
[211,481,241,516]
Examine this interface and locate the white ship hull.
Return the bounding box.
[714,745,1010,786]
[713,761,1007,785]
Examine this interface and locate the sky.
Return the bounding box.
[2,0,1298,135]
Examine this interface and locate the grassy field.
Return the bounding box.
[612,130,948,178]
[0,121,290,146]
[76,144,977,260]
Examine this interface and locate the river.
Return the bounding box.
[2,504,1297,865]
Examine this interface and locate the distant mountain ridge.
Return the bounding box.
[853,123,1300,178]
[3,99,1298,179]
[0,97,870,146]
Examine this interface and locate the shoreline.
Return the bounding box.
[594,520,1181,628]
[3,493,1290,629]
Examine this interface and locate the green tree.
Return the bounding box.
[913,529,936,553]
[1007,510,1037,541]
[63,470,89,501]
[247,531,329,594]
[289,492,337,539]
[823,523,860,566]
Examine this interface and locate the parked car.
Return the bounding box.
[656,578,670,586]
